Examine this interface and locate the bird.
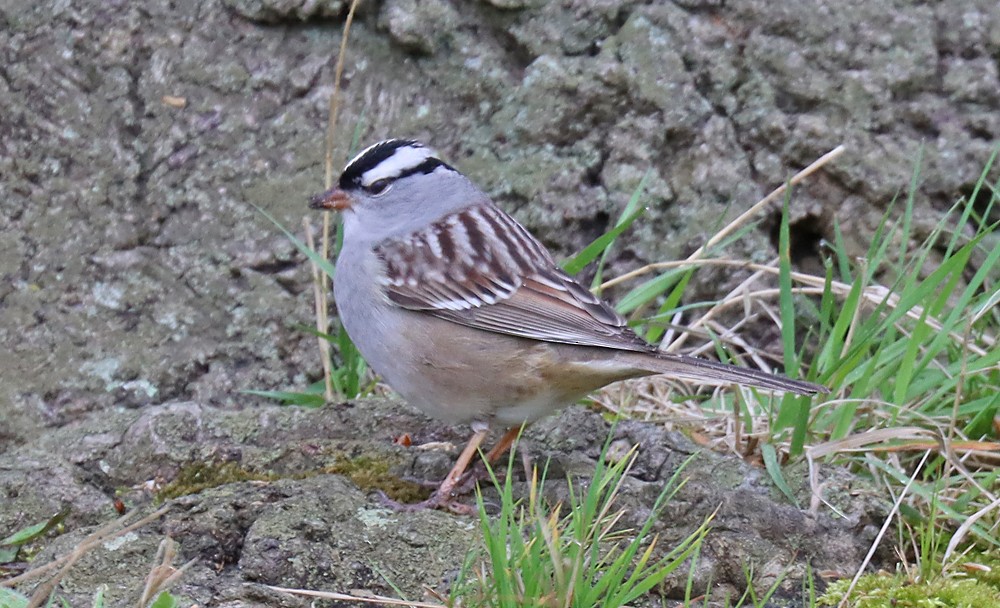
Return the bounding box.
[309,138,826,512]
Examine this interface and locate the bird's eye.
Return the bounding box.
[365,178,392,195]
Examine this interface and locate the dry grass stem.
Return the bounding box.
[943,495,1000,563]
[948,315,975,450]
[703,318,773,372]
[972,288,1000,325]
[315,0,362,401]
[837,450,931,608]
[0,505,171,607]
[807,425,1000,519]
[323,0,362,190]
[265,584,447,607]
[659,257,779,354]
[687,144,845,262]
[136,537,197,608]
[304,218,334,398]
[808,427,944,461]
[732,390,744,453]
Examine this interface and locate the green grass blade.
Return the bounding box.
[1,506,69,546]
[942,145,998,258]
[895,147,920,279]
[241,388,327,408]
[892,305,931,404]
[147,592,178,608]
[775,191,808,450]
[591,171,651,289]
[616,269,684,315]
[643,269,694,344]
[761,443,800,507]
[0,589,30,608]
[248,202,337,279]
[831,219,852,284]
[964,394,1000,438]
[777,191,799,376]
[562,205,646,276]
[291,323,338,342]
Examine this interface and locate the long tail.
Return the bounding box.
[618,351,828,395]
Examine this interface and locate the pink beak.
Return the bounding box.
[309,188,352,211]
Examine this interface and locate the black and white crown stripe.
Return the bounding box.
[338,139,455,190]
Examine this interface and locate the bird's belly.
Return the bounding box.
[389,313,568,424]
[334,260,640,426]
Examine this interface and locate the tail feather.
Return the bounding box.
[620,351,828,396]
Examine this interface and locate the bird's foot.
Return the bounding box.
[376,489,476,515]
[453,461,503,495]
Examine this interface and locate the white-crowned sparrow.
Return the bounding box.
[310,139,826,511]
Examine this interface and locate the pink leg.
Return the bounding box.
[452,425,524,495]
[483,426,521,465]
[380,428,490,514]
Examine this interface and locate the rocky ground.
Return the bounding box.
[2,0,998,606]
[1,400,886,606]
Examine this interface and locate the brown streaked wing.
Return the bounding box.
[373,204,654,352]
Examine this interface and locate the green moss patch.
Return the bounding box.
[156,452,429,505]
[323,454,430,504]
[820,553,1000,607]
[157,461,279,501]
